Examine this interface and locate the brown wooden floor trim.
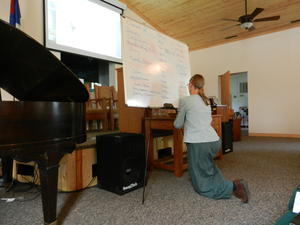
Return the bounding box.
[249,133,300,138]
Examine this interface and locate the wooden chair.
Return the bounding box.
[94,85,119,130]
[85,84,108,131]
[111,87,119,130]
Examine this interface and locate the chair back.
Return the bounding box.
[93,85,119,130]
[84,83,109,131]
[94,85,113,99]
[112,87,118,101]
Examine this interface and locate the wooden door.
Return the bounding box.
[220,71,231,107]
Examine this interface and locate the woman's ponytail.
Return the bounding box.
[190,74,210,106]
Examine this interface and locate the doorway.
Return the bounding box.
[218,71,249,136]
[230,72,248,135]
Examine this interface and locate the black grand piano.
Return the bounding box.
[0,19,89,224]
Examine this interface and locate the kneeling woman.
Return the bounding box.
[174,74,249,203]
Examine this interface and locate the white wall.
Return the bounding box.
[0,0,43,42]
[190,27,300,135]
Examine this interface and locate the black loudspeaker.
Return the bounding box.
[222,122,233,154]
[96,133,145,195]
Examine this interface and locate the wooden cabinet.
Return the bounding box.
[13,146,97,192]
[211,115,222,159]
[212,115,222,137]
[232,118,241,141]
[216,105,234,122]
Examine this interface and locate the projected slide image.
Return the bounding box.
[47,1,56,41]
[45,0,122,62]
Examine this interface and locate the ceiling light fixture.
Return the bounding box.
[240,22,253,30]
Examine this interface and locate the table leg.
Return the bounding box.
[173,128,183,177]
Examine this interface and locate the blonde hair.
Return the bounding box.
[189,74,210,105]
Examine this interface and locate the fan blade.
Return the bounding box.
[220,24,240,31]
[225,35,238,40]
[249,8,264,20]
[254,16,280,22]
[248,26,255,31]
[222,18,239,22]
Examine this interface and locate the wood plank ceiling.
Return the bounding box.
[120,0,300,50]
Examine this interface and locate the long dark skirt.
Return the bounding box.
[186,140,233,199]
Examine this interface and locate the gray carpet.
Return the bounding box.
[1,136,300,225]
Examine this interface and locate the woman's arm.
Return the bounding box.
[174,98,186,129]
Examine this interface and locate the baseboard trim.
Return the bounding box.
[249,133,300,138]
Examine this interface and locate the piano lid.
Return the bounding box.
[0,19,88,102]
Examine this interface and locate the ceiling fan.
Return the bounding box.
[222,0,280,31]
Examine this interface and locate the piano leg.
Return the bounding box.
[37,151,64,225]
[0,157,13,187]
